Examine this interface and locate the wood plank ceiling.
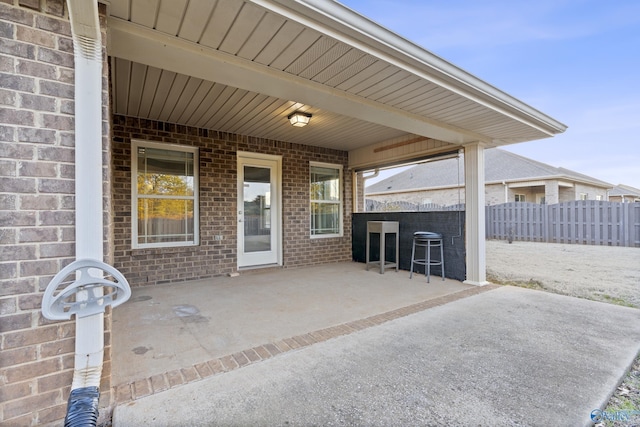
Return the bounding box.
[108,0,562,153]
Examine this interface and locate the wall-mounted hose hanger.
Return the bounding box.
[42,259,131,427]
[42,259,131,321]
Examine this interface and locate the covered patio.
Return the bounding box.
[59,0,566,423]
[103,0,567,287]
[111,262,489,404]
[100,0,567,409]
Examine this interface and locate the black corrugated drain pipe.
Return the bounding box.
[64,387,100,427]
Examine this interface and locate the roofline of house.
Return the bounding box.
[610,184,640,196]
[497,151,613,188]
[260,0,568,139]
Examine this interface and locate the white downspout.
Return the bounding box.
[503,181,508,203]
[42,2,130,425]
[68,0,105,392]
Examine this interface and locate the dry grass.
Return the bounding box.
[486,240,640,308]
[486,240,640,424]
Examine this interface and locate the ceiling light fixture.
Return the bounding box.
[288,111,312,127]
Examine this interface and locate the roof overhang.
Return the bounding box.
[105,0,567,167]
[507,180,574,189]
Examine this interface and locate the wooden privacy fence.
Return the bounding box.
[486,201,640,247]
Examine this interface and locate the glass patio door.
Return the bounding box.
[237,153,281,268]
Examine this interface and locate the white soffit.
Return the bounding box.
[107,0,567,150]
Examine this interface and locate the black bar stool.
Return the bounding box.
[410,231,445,283]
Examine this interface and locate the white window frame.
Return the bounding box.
[131,140,199,249]
[515,194,526,202]
[310,161,343,238]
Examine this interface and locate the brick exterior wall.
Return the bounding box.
[112,115,353,287]
[0,1,112,425]
[573,182,608,202]
[368,187,466,207]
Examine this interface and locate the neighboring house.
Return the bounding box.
[608,184,640,203]
[0,0,566,425]
[367,148,611,207]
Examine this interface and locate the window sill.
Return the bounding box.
[130,244,199,256]
[310,234,343,239]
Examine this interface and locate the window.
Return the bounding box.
[310,162,343,237]
[580,193,588,200]
[132,141,199,248]
[515,194,526,202]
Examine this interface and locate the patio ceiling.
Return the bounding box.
[106,0,566,155]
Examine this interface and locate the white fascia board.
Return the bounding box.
[108,18,487,144]
[504,175,612,189]
[504,180,549,188]
[256,0,567,137]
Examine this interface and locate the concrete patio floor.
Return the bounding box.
[112,280,640,426]
[112,261,475,395]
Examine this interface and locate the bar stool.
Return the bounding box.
[410,231,445,283]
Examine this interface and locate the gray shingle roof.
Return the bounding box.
[609,184,640,197]
[366,148,612,193]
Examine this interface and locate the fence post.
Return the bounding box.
[622,202,628,247]
[634,203,640,247]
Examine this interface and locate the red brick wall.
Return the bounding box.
[112,115,353,287]
[0,1,113,425]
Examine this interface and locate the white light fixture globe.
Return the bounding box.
[288,111,312,127]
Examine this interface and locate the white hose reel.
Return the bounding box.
[42,259,131,320]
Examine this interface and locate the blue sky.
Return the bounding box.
[339,0,640,189]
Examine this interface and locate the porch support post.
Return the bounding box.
[463,142,490,286]
[545,180,560,204]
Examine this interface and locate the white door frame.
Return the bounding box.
[237,152,282,268]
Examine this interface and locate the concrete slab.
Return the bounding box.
[114,286,640,426]
[112,262,471,385]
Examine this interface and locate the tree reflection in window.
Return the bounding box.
[310,163,342,237]
[134,144,198,247]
